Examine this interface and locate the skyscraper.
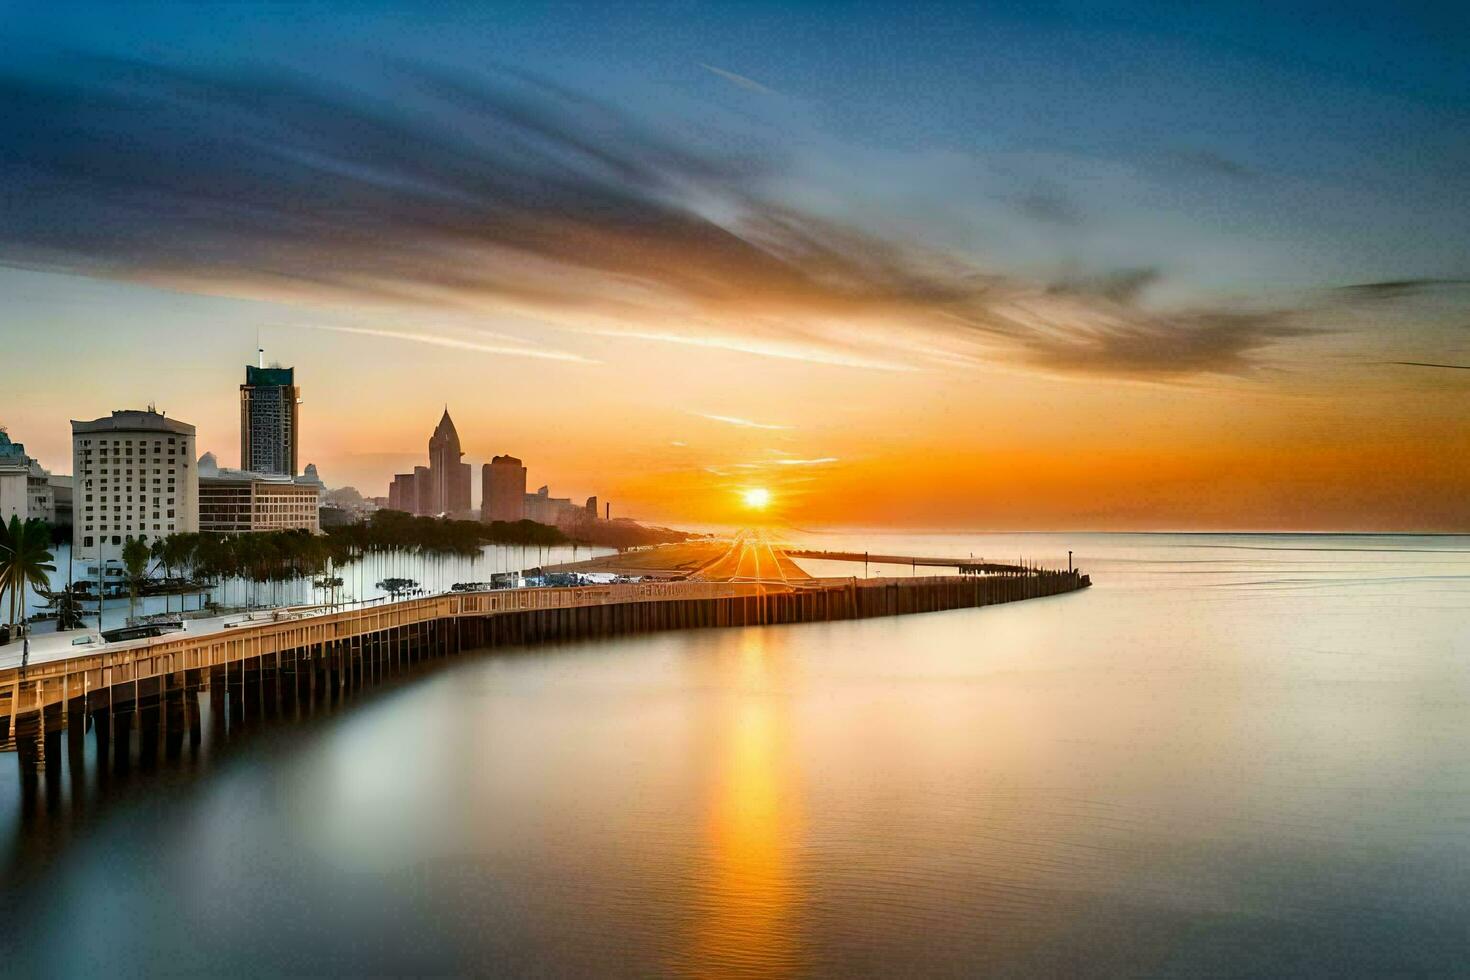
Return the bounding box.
[414,465,432,515]
[482,455,526,522]
[428,409,472,516]
[388,472,417,513]
[386,409,473,516]
[239,361,299,477]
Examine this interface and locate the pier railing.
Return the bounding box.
[2,571,1088,771]
[2,580,779,695]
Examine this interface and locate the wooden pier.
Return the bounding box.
[785,550,1034,574]
[1,569,1089,779]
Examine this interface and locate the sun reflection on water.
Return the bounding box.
[683,629,801,977]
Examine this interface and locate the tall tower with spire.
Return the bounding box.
[239,354,299,477]
[427,407,472,516]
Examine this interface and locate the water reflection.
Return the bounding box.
[1,534,1467,976]
[0,650,443,885]
[687,629,800,976]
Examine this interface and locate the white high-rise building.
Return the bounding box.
[72,409,198,560]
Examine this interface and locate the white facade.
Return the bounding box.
[0,464,27,525]
[0,430,53,525]
[72,410,199,561]
[26,462,55,524]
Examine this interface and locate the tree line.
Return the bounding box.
[0,516,56,639]
[4,511,575,633]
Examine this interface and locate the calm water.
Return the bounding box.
[3,533,1469,976]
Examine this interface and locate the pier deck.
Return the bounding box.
[786,550,1034,574]
[1,569,1089,779]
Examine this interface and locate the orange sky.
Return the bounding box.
[2,51,1467,532]
[4,261,1467,532]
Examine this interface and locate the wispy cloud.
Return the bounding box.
[699,63,776,95]
[295,322,594,362]
[1387,360,1470,371]
[1337,279,1470,300]
[0,55,1457,381]
[1168,147,1258,182]
[577,326,917,371]
[693,413,794,430]
[773,457,838,466]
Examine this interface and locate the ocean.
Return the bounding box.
[2,532,1467,975]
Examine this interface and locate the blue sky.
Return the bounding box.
[6,0,1467,294]
[1,1,1466,527]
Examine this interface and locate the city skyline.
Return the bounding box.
[1,3,1466,531]
[2,7,1469,978]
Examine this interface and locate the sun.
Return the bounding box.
[742,487,772,510]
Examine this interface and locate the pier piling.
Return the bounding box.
[4,570,1090,782]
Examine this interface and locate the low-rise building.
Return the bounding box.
[525,485,583,527]
[48,474,73,529]
[198,454,320,534]
[0,429,55,525]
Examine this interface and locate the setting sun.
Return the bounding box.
[742,487,772,510]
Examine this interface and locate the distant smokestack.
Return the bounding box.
[258,346,265,368]
[605,502,610,521]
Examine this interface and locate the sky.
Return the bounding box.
[1,1,1467,530]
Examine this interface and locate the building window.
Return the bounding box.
[84,536,94,548]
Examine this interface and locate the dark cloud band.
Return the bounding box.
[0,55,1436,379]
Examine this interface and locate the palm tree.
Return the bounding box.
[168,533,200,611]
[121,536,151,624]
[0,516,10,636]
[39,587,88,631]
[0,516,57,639]
[151,533,199,615]
[151,537,169,615]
